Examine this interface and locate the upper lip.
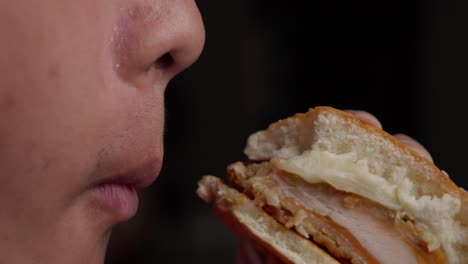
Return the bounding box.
[94,159,162,189]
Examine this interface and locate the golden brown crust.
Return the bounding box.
[213,202,296,264]
[197,176,340,264]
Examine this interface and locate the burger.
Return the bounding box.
[197,107,467,264]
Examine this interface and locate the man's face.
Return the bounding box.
[0,0,204,263]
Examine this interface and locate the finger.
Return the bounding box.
[235,241,263,264]
[344,110,383,129]
[393,134,433,162]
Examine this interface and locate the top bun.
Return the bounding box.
[244,107,468,264]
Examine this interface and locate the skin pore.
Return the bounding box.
[0,0,204,263]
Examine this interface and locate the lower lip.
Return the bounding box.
[89,183,139,222]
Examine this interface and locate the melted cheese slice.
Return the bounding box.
[273,150,462,262]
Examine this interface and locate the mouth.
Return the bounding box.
[88,160,161,222]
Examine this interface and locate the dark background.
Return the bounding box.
[106,1,468,263]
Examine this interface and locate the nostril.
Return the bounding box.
[152,53,174,70]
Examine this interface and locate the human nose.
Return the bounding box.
[154,0,205,78]
[113,0,205,88]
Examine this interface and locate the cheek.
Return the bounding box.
[0,0,109,198]
[0,0,166,259]
[0,0,166,208]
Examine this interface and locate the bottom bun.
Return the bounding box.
[197,175,339,264]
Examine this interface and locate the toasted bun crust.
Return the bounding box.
[245,107,465,200]
[244,106,468,263]
[197,176,339,264]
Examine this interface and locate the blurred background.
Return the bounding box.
[106,0,468,263]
